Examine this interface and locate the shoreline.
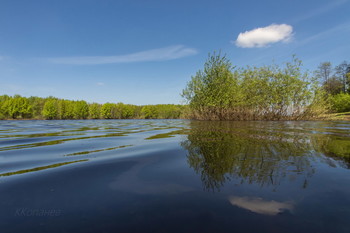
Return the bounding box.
[1,117,349,121]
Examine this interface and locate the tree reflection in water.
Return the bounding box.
[181,121,350,192]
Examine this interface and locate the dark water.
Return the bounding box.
[0,120,350,233]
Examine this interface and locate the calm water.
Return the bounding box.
[0,119,349,233]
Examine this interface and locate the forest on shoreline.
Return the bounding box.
[1,54,349,121]
[0,95,186,120]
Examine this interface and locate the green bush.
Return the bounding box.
[330,93,350,112]
[182,53,329,120]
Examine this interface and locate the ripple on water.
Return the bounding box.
[0,120,350,233]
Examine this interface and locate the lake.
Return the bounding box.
[0,119,349,233]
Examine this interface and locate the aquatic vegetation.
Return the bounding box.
[0,160,88,177]
[65,145,133,156]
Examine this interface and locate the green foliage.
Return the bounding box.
[0,95,184,120]
[330,93,350,113]
[140,104,185,119]
[89,103,101,119]
[42,99,58,120]
[314,62,332,84]
[182,53,237,117]
[323,77,343,95]
[74,100,89,119]
[183,53,329,120]
[121,104,136,119]
[114,103,135,119]
[0,95,10,119]
[157,104,183,119]
[315,61,350,94]
[2,95,33,119]
[141,105,158,119]
[335,61,350,93]
[101,103,116,119]
[60,100,75,119]
[28,96,45,119]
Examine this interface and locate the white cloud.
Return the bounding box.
[235,24,293,48]
[47,45,198,65]
[96,82,105,86]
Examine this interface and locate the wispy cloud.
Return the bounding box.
[96,82,105,86]
[292,0,349,23]
[0,84,23,92]
[235,24,293,48]
[0,84,56,96]
[297,21,350,46]
[47,45,198,65]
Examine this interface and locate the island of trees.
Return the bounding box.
[182,54,350,120]
[1,53,349,120]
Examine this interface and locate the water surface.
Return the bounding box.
[0,120,349,233]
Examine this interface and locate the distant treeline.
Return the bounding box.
[0,95,186,120]
[2,55,349,121]
[313,61,350,113]
[182,53,350,120]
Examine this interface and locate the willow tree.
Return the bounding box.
[42,98,58,120]
[182,52,239,120]
[3,95,33,119]
[89,103,101,119]
[182,53,329,120]
[101,103,116,119]
[74,100,89,119]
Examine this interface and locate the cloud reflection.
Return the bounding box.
[229,196,293,215]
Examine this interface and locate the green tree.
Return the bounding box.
[74,100,89,119]
[330,93,350,112]
[156,104,183,119]
[42,99,58,120]
[114,102,125,119]
[57,99,66,119]
[323,76,343,95]
[28,96,45,119]
[314,62,338,95]
[89,103,101,119]
[182,54,327,120]
[141,105,158,119]
[133,105,144,119]
[4,95,33,119]
[101,103,116,119]
[335,61,350,93]
[182,52,238,119]
[0,95,11,119]
[122,104,135,119]
[315,62,332,84]
[62,100,75,119]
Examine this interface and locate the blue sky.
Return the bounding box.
[0,0,349,105]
